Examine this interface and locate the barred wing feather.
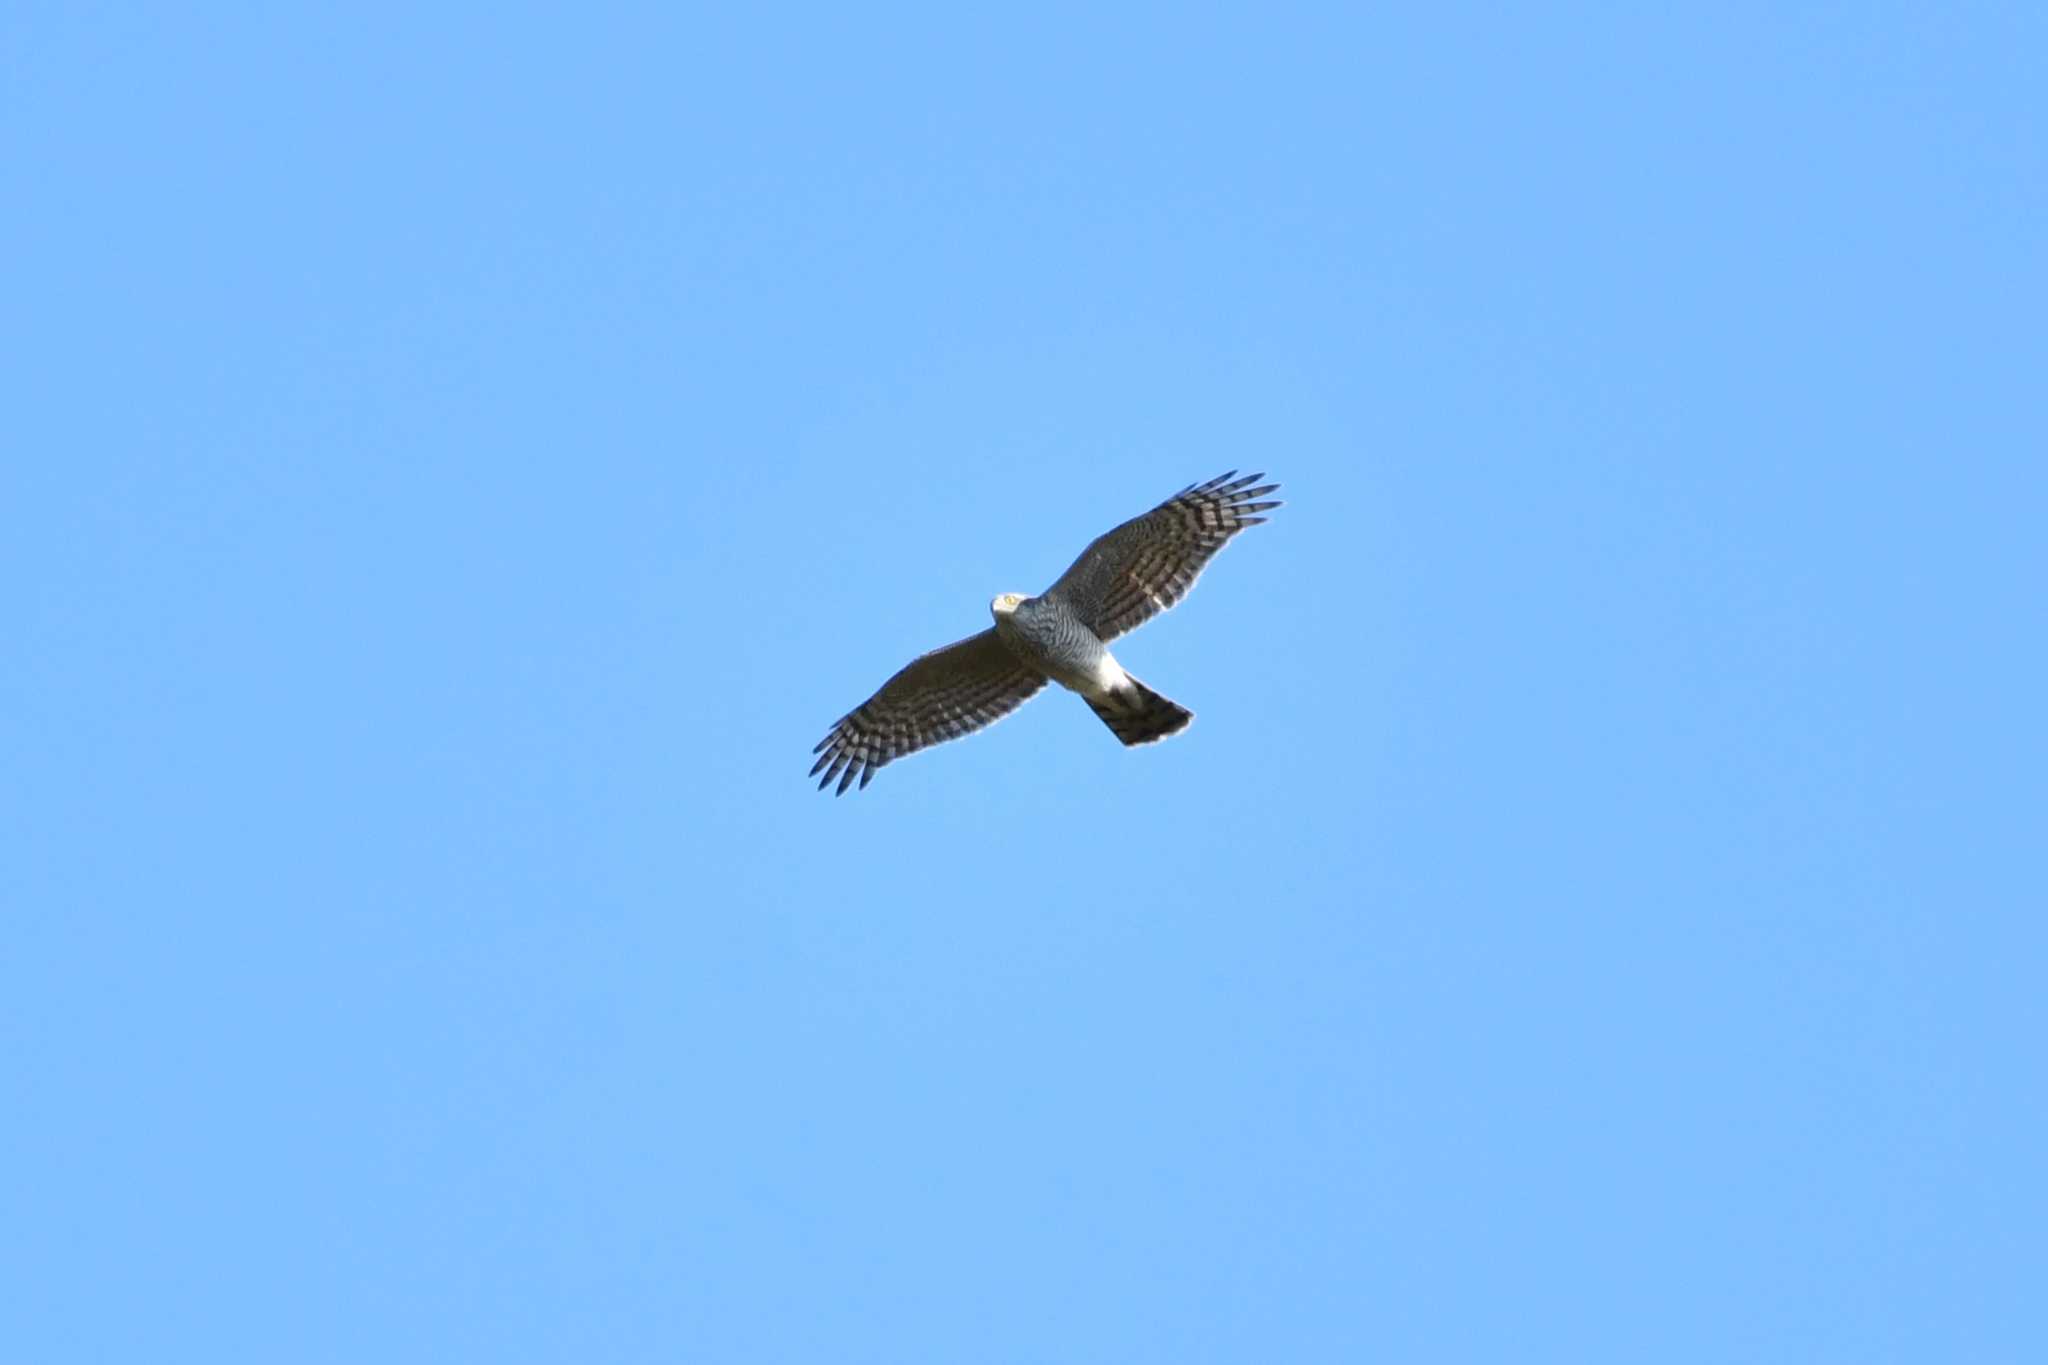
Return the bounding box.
[810,629,1048,795]
[1043,471,1280,642]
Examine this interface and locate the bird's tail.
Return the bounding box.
[1086,676,1194,746]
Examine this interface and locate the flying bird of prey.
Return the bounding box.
[810,471,1280,794]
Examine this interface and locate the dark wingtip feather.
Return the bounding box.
[816,748,853,791]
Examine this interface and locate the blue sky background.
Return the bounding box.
[6,5,2043,1361]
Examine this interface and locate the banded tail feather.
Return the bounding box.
[1085,676,1193,747]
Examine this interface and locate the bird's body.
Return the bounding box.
[991,592,1117,696]
[811,471,1279,794]
[991,592,1194,746]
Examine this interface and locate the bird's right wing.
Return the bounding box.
[1044,471,1280,642]
[811,629,1048,794]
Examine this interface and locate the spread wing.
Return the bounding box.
[1043,471,1281,641]
[810,629,1048,795]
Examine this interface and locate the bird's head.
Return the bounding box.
[990,592,1027,620]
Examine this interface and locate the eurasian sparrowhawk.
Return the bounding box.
[810,472,1280,794]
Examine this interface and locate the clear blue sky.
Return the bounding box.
[6,5,2043,1361]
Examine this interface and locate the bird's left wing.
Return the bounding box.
[811,629,1048,794]
[1043,471,1280,642]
